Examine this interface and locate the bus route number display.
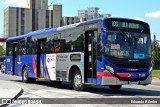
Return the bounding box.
[112,21,140,29]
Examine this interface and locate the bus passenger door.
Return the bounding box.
[12,43,18,75]
[84,30,98,82]
[37,39,46,79]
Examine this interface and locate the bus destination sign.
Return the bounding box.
[111,21,142,29]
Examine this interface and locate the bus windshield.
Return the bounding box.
[104,31,151,59]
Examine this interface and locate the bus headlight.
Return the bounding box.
[149,66,152,73]
[105,65,114,74]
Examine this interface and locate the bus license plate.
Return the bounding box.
[129,81,139,84]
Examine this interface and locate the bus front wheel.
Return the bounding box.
[73,69,86,91]
[108,85,122,91]
[22,67,36,83]
[22,67,29,83]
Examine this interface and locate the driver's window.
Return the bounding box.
[107,32,117,45]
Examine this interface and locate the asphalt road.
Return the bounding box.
[0,72,160,106]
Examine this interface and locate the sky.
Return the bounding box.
[0,0,160,40]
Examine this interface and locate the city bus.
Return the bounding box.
[5,18,152,91]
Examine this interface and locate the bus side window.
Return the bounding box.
[52,32,66,53]
[65,27,84,52]
[6,41,13,56]
[19,39,26,55]
[31,38,37,54]
[53,34,60,53]
[26,37,31,54]
[97,33,102,56]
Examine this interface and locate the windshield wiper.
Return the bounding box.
[118,28,128,40]
[118,28,131,48]
[134,30,144,50]
[136,29,144,39]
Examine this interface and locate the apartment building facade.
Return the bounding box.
[78,7,111,20]
[62,16,86,26]
[3,7,32,38]
[4,0,62,38]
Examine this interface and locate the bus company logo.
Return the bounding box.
[139,73,146,77]
[56,55,68,61]
[7,59,10,62]
[128,69,138,71]
[128,73,137,77]
[47,58,55,63]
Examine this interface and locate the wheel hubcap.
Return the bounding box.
[23,70,27,80]
[74,74,82,87]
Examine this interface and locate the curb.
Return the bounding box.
[1,82,23,107]
[153,77,160,80]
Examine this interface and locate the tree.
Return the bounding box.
[0,45,5,56]
[152,35,160,69]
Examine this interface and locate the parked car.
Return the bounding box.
[1,60,6,74]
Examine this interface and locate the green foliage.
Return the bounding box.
[0,45,5,56]
[152,35,160,69]
[152,70,160,78]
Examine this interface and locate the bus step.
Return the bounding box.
[84,82,96,85]
[37,78,47,80]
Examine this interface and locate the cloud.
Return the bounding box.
[145,11,160,18]
[134,17,144,21]
[1,0,27,7]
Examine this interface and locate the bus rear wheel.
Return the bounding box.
[73,69,86,91]
[108,85,122,91]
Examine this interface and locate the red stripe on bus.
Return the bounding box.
[32,57,37,78]
[116,73,129,78]
[97,72,130,78]
[97,72,115,77]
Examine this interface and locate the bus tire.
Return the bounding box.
[73,69,86,91]
[22,67,30,83]
[108,85,122,91]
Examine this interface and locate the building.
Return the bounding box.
[62,16,86,26]
[78,7,111,20]
[4,7,32,38]
[37,4,62,29]
[3,0,62,39]
[61,7,111,26]
[26,0,48,10]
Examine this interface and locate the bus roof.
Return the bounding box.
[7,28,57,41]
[7,17,148,41]
[7,18,104,41]
[57,18,103,31]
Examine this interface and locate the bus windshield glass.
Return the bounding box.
[104,31,151,59]
[105,18,151,59]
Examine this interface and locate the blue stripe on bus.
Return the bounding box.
[87,78,97,84]
[96,76,102,85]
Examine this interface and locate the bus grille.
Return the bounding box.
[116,64,149,68]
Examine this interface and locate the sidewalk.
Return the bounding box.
[0,80,23,106]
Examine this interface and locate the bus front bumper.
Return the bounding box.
[99,73,152,85]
